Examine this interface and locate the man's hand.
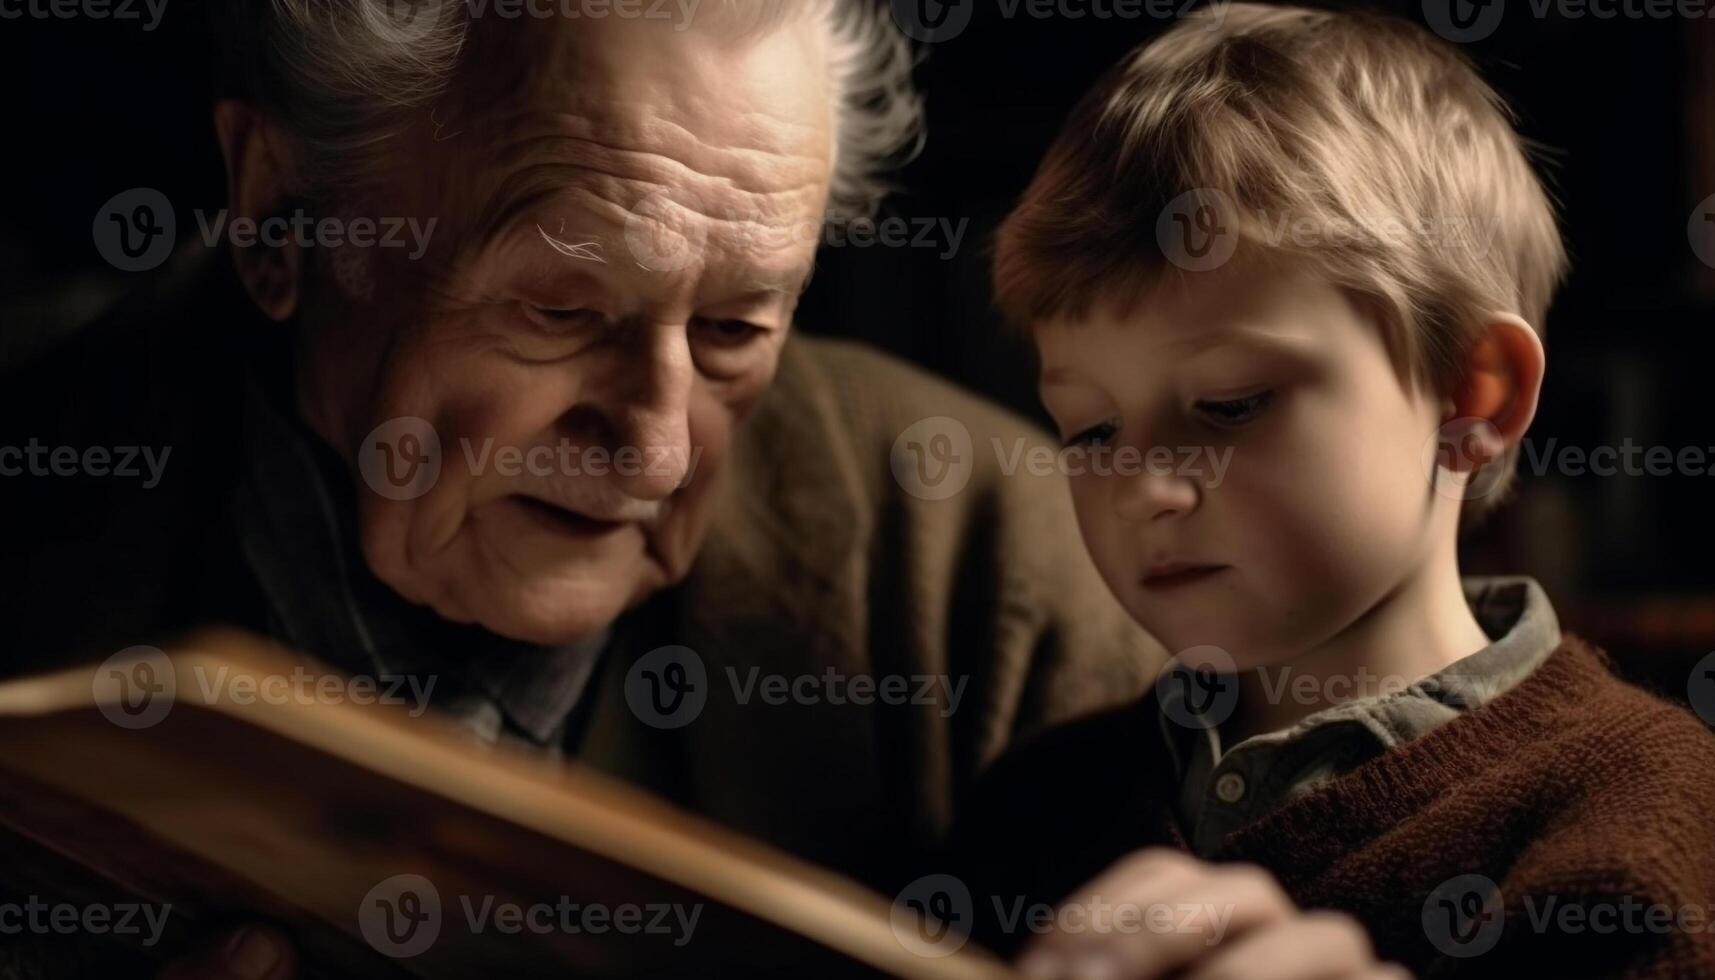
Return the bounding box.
[1016,849,1410,980]
[156,925,296,980]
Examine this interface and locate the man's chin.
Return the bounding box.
[370,509,677,645]
[448,583,642,647]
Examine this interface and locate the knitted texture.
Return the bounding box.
[953,636,1715,978]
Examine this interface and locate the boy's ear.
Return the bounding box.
[212,99,302,322]
[1438,313,1545,472]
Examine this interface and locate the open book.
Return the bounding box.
[0,629,1012,978]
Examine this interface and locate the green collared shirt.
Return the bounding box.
[1162,576,1562,857]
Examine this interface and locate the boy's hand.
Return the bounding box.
[1016,849,1411,980]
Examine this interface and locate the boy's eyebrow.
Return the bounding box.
[1171,328,1319,362]
[1039,330,1318,387]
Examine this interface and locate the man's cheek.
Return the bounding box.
[686,380,756,464]
[355,496,425,600]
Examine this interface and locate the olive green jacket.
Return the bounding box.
[574,335,1164,887]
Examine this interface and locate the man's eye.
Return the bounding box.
[1063,418,1119,448]
[524,306,608,333]
[695,318,765,345]
[1194,390,1274,426]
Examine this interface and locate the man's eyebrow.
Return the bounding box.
[736,264,815,297]
[535,224,607,263]
[518,221,815,301]
[472,170,573,248]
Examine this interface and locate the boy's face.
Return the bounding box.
[1035,256,1452,669]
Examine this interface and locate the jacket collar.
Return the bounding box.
[677,334,868,651]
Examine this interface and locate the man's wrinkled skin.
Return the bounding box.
[225,12,832,647]
[172,14,833,978]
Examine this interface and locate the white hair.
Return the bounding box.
[217,0,924,219]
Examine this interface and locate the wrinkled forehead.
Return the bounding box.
[454,12,832,198]
[377,9,836,283]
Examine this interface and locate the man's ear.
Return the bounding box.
[1438,313,1546,472]
[212,99,302,322]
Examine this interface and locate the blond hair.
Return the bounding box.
[993,3,1568,514]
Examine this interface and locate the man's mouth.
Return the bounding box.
[514,495,628,537]
[1139,561,1228,591]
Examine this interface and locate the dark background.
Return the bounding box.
[3,0,1714,657]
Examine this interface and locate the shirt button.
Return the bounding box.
[1214,772,1247,804]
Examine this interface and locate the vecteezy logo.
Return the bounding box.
[1422,874,1504,958]
[360,0,444,45]
[622,192,705,273]
[94,645,177,729]
[890,874,973,958]
[359,874,442,958]
[358,417,443,501]
[890,416,974,501]
[1176,667,1221,714]
[1156,188,1237,273]
[93,188,176,272]
[1421,416,1506,502]
[1687,651,1715,727]
[889,0,973,42]
[1422,0,1504,43]
[625,645,709,729]
[1154,644,1238,730]
[1688,194,1715,271]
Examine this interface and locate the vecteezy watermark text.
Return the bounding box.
[890,415,1236,502]
[993,439,1233,485]
[194,208,437,261]
[359,874,701,958]
[623,646,970,729]
[0,0,167,30]
[727,666,968,718]
[0,440,171,487]
[889,0,1228,43]
[0,898,172,947]
[888,874,1236,960]
[95,646,437,730]
[1423,874,1715,959]
[459,437,702,482]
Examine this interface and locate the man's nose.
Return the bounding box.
[1112,467,1200,523]
[595,324,695,500]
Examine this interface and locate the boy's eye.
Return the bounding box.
[1064,417,1120,448]
[1194,390,1274,426]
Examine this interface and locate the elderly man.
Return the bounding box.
[2,0,1157,974]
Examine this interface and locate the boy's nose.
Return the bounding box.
[1112,469,1199,523]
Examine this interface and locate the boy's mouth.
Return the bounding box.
[1139,561,1228,591]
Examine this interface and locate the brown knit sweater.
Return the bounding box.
[948,636,1715,978]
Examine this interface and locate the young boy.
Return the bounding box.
[946,5,1715,979]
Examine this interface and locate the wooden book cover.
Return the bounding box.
[0,628,1009,978]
